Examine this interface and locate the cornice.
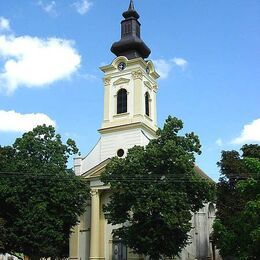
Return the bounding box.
[132,69,143,80]
[99,121,157,138]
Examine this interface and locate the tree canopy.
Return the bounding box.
[0,125,89,258]
[101,116,215,259]
[213,144,260,259]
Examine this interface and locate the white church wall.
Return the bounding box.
[77,126,155,177]
[80,139,101,174]
[100,128,142,161]
[174,203,217,260]
[196,209,210,259]
[140,129,155,146]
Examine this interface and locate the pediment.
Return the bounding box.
[144,81,152,90]
[113,78,130,86]
[83,158,110,179]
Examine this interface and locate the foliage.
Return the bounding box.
[0,217,4,251]
[213,144,260,259]
[0,125,90,258]
[101,116,215,259]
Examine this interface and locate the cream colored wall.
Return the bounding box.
[109,76,133,121]
[100,57,158,133]
[103,192,114,260]
[69,223,80,259]
[69,204,91,260]
[73,56,159,177]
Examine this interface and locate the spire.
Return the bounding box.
[111,0,151,60]
[129,0,134,11]
[122,0,139,20]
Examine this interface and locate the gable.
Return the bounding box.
[83,158,111,179]
[113,78,130,86]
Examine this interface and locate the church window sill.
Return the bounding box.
[144,114,152,122]
[113,112,130,118]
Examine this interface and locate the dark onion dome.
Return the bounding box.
[111,0,151,60]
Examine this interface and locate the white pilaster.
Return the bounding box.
[89,189,100,260]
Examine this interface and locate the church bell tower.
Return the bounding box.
[70,2,161,259]
[99,0,160,159]
[73,0,160,175]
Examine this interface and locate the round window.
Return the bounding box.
[117,149,125,158]
[118,62,126,71]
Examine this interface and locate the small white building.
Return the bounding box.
[70,1,220,259]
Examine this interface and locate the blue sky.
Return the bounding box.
[0,0,259,180]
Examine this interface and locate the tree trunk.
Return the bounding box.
[28,256,41,260]
[149,256,160,260]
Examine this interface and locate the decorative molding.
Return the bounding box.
[113,90,130,97]
[132,70,143,80]
[144,81,152,90]
[80,228,91,232]
[111,56,128,69]
[90,189,99,197]
[83,158,110,179]
[103,77,111,86]
[153,84,158,91]
[113,77,130,86]
[144,114,152,122]
[99,121,158,137]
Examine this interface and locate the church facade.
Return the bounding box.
[69,1,219,259]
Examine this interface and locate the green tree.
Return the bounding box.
[0,125,89,259]
[213,145,260,259]
[101,116,215,260]
[0,217,5,251]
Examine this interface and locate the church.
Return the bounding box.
[69,1,219,259]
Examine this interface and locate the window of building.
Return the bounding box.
[112,235,127,260]
[117,89,127,114]
[117,149,125,158]
[145,92,150,116]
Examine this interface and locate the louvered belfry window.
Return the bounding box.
[117,89,127,114]
[145,92,150,116]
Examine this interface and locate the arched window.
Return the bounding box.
[117,89,127,114]
[208,203,215,218]
[145,92,150,116]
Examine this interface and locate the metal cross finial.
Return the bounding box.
[128,0,135,11]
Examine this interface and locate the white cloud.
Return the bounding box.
[73,0,93,15]
[171,57,188,70]
[80,73,98,80]
[153,59,172,79]
[153,57,188,79]
[0,35,81,94]
[38,1,57,15]
[216,138,223,147]
[231,119,260,144]
[0,110,56,132]
[0,17,10,32]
